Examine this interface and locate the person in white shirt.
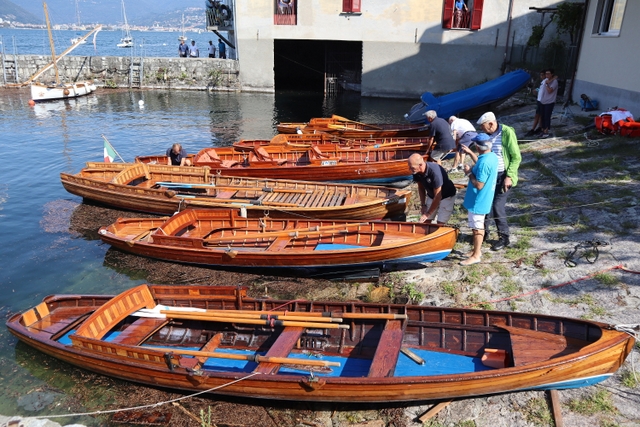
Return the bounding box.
[207,40,216,58]
[448,116,478,172]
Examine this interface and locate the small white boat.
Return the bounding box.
[27,3,100,103]
[118,0,133,48]
[30,81,96,102]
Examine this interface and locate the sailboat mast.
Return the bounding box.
[43,2,60,84]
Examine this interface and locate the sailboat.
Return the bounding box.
[178,14,187,42]
[117,0,133,48]
[70,0,86,45]
[28,2,101,102]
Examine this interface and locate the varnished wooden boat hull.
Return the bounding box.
[276,116,430,139]
[7,285,634,403]
[135,145,427,187]
[98,209,458,273]
[60,162,409,220]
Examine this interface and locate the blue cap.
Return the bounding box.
[471,133,492,150]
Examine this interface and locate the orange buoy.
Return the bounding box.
[28,99,36,106]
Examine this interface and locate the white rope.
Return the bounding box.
[614,324,640,386]
[31,371,261,420]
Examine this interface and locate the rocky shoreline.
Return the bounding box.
[4,95,640,427]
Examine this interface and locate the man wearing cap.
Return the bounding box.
[460,133,498,266]
[424,110,456,164]
[476,111,521,251]
[448,115,478,172]
[407,153,457,224]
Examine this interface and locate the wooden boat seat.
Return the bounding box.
[249,147,288,166]
[197,149,239,168]
[254,326,304,374]
[110,163,150,185]
[161,210,198,236]
[111,317,168,346]
[266,236,291,251]
[368,320,404,377]
[72,285,155,340]
[498,325,569,366]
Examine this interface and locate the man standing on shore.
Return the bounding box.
[189,40,199,58]
[208,40,216,58]
[218,38,226,59]
[178,39,188,57]
[476,111,521,251]
[407,154,457,225]
[460,133,498,266]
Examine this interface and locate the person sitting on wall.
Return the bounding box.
[166,143,192,166]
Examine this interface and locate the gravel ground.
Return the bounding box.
[4,93,640,427]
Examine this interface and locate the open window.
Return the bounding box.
[442,0,484,30]
[592,0,627,36]
[342,0,361,13]
[274,0,297,25]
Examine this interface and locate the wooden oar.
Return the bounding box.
[331,115,383,130]
[160,311,349,329]
[126,228,157,246]
[147,347,341,368]
[204,222,367,243]
[167,309,343,323]
[176,308,407,321]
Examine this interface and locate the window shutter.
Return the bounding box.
[342,0,351,13]
[351,0,361,13]
[442,0,454,29]
[470,0,484,30]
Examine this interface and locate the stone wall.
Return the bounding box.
[2,55,241,91]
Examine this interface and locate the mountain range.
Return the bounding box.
[1,0,205,26]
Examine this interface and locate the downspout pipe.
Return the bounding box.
[566,0,590,105]
[500,0,515,74]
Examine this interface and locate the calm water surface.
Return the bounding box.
[0,87,414,423]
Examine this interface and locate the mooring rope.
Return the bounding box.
[29,371,261,420]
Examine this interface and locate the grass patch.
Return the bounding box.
[460,264,492,286]
[500,278,520,295]
[521,396,553,427]
[567,388,617,416]
[594,272,620,287]
[441,281,459,298]
[621,370,639,388]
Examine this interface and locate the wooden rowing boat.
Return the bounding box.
[277,115,430,138]
[135,144,427,187]
[98,208,458,275]
[7,284,634,403]
[233,133,432,151]
[60,162,410,219]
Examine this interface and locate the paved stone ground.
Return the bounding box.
[3,94,640,427]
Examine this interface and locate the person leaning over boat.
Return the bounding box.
[178,39,189,58]
[476,111,522,251]
[407,153,457,225]
[166,143,192,166]
[459,133,498,266]
[424,110,456,164]
[448,115,478,172]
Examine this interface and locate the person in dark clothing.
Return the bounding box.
[166,143,191,166]
[218,38,226,59]
[424,110,456,163]
[178,40,189,57]
[407,153,457,224]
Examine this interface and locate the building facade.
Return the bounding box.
[572,0,639,115]
[235,0,563,98]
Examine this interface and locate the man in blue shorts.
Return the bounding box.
[460,133,498,266]
[448,115,477,172]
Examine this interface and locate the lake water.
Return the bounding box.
[0,27,232,58]
[0,87,415,424]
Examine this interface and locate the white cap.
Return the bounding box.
[477,112,496,125]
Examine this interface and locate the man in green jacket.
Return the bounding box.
[476,112,522,251]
